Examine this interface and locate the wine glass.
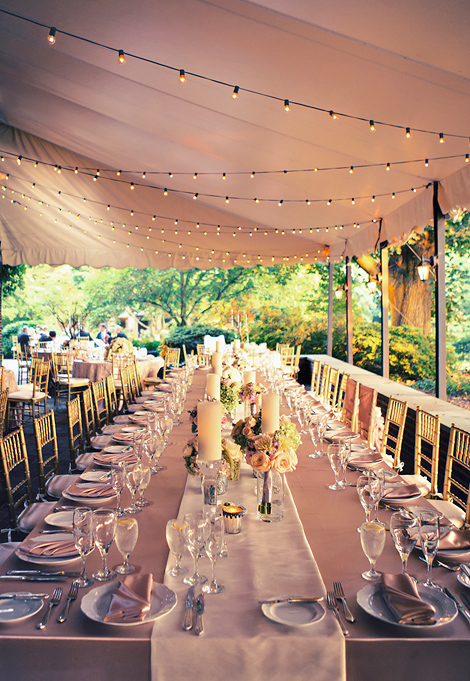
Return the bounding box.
[368,468,385,523]
[133,431,144,460]
[418,510,441,588]
[73,507,94,588]
[338,437,354,487]
[360,521,386,580]
[327,443,346,491]
[115,517,138,574]
[92,509,117,582]
[161,417,174,445]
[356,475,375,524]
[390,510,419,575]
[166,518,189,577]
[136,465,151,507]
[183,512,209,586]
[203,516,225,594]
[110,461,127,516]
[308,415,324,459]
[125,463,144,514]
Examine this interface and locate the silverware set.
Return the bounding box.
[37,587,63,629]
[326,591,349,636]
[182,587,204,635]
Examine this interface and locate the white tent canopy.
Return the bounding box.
[1,0,470,270]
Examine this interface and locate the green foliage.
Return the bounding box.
[1,264,26,296]
[132,339,161,353]
[415,371,470,398]
[165,325,237,353]
[2,321,37,357]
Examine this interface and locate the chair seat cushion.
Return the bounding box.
[75,451,94,471]
[8,390,48,401]
[47,474,81,499]
[58,377,90,387]
[143,377,161,384]
[428,499,466,529]
[18,501,56,534]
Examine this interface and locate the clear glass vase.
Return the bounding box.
[257,469,284,522]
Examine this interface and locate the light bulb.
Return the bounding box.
[329,110,337,120]
[163,188,168,195]
[179,69,186,83]
[386,163,390,171]
[118,50,125,64]
[251,171,255,178]
[425,159,429,167]
[130,182,135,190]
[225,196,230,203]
[406,127,411,138]
[16,156,22,165]
[48,27,56,44]
[349,166,354,174]
[193,193,198,199]
[369,120,375,131]
[284,99,290,112]
[232,86,239,99]
[439,133,444,143]
[142,172,146,179]
[222,173,226,180]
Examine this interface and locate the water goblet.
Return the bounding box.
[339,437,354,487]
[390,510,419,575]
[356,475,375,525]
[166,518,189,577]
[368,468,385,523]
[110,461,127,516]
[183,512,209,586]
[92,509,117,582]
[161,417,174,445]
[115,517,138,574]
[418,510,441,589]
[327,443,346,491]
[136,465,151,507]
[125,462,144,514]
[308,415,324,459]
[73,507,95,588]
[202,516,225,594]
[360,520,386,580]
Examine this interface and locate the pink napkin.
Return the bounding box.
[66,483,115,498]
[438,529,470,551]
[382,483,421,499]
[20,538,79,558]
[94,452,137,466]
[381,573,436,625]
[113,432,135,442]
[104,574,154,623]
[349,453,383,465]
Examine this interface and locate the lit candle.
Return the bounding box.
[244,370,256,385]
[262,392,279,434]
[198,401,222,461]
[206,373,220,401]
[216,340,224,353]
[211,351,223,375]
[233,339,240,351]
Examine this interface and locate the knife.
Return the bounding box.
[182,586,195,631]
[0,593,49,600]
[459,591,470,613]
[194,593,204,636]
[258,597,324,605]
[7,570,80,578]
[444,588,470,626]
[0,575,68,582]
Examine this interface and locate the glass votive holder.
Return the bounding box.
[222,505,244,534]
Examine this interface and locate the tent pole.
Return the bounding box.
[327,260,333,356]
[0,242,3,358]
[434,181,446,400]
[380,237,389,379]
[345,257,353,364]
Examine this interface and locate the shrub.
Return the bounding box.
[165,325,237,354]
[2,321,39,358]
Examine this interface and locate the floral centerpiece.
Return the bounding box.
[188,404,231,434]
[220,379,241,414]
[183,436,243,482]
[106,337,134,359]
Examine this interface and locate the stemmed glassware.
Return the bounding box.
[136,465,151,507]
[125,463,145,514]
[166,518,189,577]
[115,517,139,575]
[368,469,385,523]
[327,443,346,491]
[73,507,95,588]
[360,520,386,581]
[418,510,441,588]
[308,415,325,459]
[203,516,225,594]
[110,461,126,516]
[356,475,376,524]
[390,510,419,575]
[183,512,209,586]
[133,431,144,460]
[338,438,354,487]
[92,509,117,582]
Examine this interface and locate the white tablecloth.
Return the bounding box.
[151,464,345,681]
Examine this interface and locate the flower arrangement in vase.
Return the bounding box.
[106,337,134,359]
[183,437,243,482]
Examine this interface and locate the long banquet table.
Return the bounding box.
[1,369,470,680]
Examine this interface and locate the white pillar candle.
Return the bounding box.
[262,392,279,434]
[244,370,256,385]
[206,373,220,401]
[233,339,240,351]
[198,401,222,461]
[211,351,223,375]
[216,340,224,353]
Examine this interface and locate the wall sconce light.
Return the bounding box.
[406,243,437,282]
[335,285,347,300]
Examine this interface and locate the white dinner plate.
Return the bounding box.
[0,593,45,624]
[261,598,325,626]
[62,488,117,506]
[121,426,144,433]
[44,510,74,529]
[103,445,130,454]
[81,581,177,626]
[356,583,457,629]
[16,533,81,566]
[381,493,422,504]
[351,444,369,453]
[80,470,111,482]
[112,433,137,444]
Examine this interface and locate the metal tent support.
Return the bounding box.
[434,181,446,400]
[327,261,333,356]
[345,256,353,364]
[380,239,389,379]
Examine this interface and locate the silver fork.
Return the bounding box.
[37,587,62,629]
[57,582,78,623]
[333,582,355,623]
[326,591,349,636]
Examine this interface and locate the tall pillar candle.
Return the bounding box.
[216,340,224,353]
[244,370,256,385]
[211,351,223,375]
[197,401,222,461]
[233,339,240,351]
[206,373,220,401]
[262,392,279,434]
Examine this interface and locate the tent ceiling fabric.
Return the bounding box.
[0,0,470,270]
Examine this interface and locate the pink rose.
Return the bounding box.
[250,451,271,472]
[271,448,297,474]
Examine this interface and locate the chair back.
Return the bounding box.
[324,367,340,409]
[381,397,408,470]
[33,410,59,499]
[442,425,470,525]
[131,360,142,397]
[106,373,119,420]
[0,427,33,531]
[342,378,358,430]
[81,387,96,448]
[357,384,378,445]
[67,396,85,471]
[33,359,50,399]
[415,407,441,497]
[310,359,321,396]
[319,364,331,404]
[91,379,109,432]
[335,373,348,414]
[119,367,133,411]
[0,388,8,436]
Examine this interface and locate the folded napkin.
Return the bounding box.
[94,452,137,466]
[325,429,357,441]
[19,538,79,558]
[382,483,421,499]
[381,573,436,625]
[104,573,154,623]
[113,432,135,442]
[438,529,470,551]
[66,483,115,498]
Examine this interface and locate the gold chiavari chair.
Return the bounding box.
[81,386,96,450]
[342,377,359,431]
[335,373,348,415]
[118,366,134,412]
[319,364,331,405]
[163,347,181,378]
[106,373,119,421]
[34,410,80,499]
[7,358,50,428]
[428,425,470,528]
[402,407,440,497]
[52,352,90,408]
[356,384,378,447]
[91,379,110,432]
[310,359,321,397]
[67,395,92,471]
[197,344,211,367]
[381,397,408,471]
[0,388,9,437]
[0,427,55,539]
[324,367,340,410]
